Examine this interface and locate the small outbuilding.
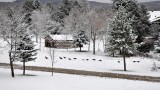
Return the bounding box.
[149,11,160,39]
[45,35,75,49]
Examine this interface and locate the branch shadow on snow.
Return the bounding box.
[17,74,37,76]
[74,50,89,52]
[110,69,134,72]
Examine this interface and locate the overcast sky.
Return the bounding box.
[0,0,15,2]
[0,0,160,3]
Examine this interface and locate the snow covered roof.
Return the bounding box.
[149,11,160,22]
[50,35,74,40]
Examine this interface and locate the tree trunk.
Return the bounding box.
[93,40,96,55]
[51,45,54,76]
[80,46,82,52]
[98,40,101,51]
[23,60,25,75]
[36,35,38,43]
[52,61,54,76]
[9,52,14,77]
[123,49,127,71]
[103,38,106,53]
[113,53,115,57]
[88,40,90,52]
[39,38,41,51]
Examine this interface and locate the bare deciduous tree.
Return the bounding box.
[0,6,29,77]
[87,8,107,54]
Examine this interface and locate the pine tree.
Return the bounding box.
[154,35,160,53]
[134,5,152,53]
[112,0,137,11]
[53,0,81,25]
[74,30,89,51]
[17,33,37,75]
[23,0,41,11]
[23,0,41,42]
[23,0,41,24]
[112,0,152,53]
[34,0,41,10]
[109,5,136,71]
[23,0,36,12]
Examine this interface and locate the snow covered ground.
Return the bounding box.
[0,38,160,77]
[149,11,160,22]
[0,68,160,90]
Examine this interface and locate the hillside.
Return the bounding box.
[14,0,61,4]
[140,1,160,11]
[0,0,160,11]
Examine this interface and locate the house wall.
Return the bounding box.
[45,39,55,48]
[45,39,75,49]
[152,20,160,39]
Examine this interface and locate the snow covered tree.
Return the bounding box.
[0,5,30,77]
[63,1,89,51]
[31,9,50,50]
[23,0,42,41]
[53,0,83,26]
[47,42,58,76]
[134,5,152,53]
[30,6,61,50]
[74,30,89,51]
[34,0,41,10]
[23,0,41,12]
[112,0,152,53]
[112,0,137,12]
[153,34,160,53]
[108,5,136,71]
[17,33,37,75]
[87,8,107,54]
[0,8,15,77]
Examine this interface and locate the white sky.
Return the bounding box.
[0,0,15,2]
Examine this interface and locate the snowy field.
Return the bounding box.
[0,68,160,90]
[0,39,160,77]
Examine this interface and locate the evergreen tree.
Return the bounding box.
[154,35,160,53]
[112,0,152,53]
[34,0,41,10]
[23,0,42,43]
[23,0,36,12]
[23,0,41,25]
[23,0,41,11]
[53,0,81,25]
[112,0,138,12]
[17,33,37,75]
[134,5,152,53]
[109,5,136,71]
[74,30,89,52]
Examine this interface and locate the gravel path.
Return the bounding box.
[0,63,160,82]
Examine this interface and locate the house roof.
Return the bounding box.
[50,35,74,40]
[149,11,160,22]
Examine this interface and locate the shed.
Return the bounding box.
[45,35,75,49]
[149,11,160,39]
